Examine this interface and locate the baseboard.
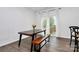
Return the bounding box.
[0,37,29,47]
[0,39,18,47]
[0,36,70,47]
[56,37,70,40]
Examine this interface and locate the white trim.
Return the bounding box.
[0,36,28,47]
[0,39,18,47]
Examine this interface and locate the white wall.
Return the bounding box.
[0,7,36,47]
[35,12,41,29]
[1,7,79,47]
[35,7,79,39]
[59,7,79,38]
[35,9,60,37]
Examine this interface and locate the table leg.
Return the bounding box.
[31,34,34,52]
[18,34,22,47]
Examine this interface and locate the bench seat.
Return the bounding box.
[32,34,50,52]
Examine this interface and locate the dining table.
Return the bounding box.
[18,29,46,52]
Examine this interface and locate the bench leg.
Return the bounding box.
[38,44,41,52]
[34,45,41,52]
[34,45,37,51]
[33,45,40,52]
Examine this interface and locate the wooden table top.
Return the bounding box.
[18,29,46,36]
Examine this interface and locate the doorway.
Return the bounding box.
[41,16,57,36]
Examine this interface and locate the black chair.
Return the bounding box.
[69,26,79,51]
[73,27,79,52]
[69,26,79,46]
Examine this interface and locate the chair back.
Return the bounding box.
[69,26,79,33]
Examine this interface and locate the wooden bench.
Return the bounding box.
[32,34,50,52]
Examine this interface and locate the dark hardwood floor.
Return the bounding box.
[0,36,74,52]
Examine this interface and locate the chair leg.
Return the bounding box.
[74,44,76,52]
[70,36,72,46]
[77,41,78,52]
[74,39,77,52]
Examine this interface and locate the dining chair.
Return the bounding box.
[73,27,79,52]
[69,26,79,46]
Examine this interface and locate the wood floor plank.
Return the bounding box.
[0,36,73,52]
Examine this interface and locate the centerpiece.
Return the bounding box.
[32,24,36,32]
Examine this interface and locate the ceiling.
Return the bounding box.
[29,7,55,12]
